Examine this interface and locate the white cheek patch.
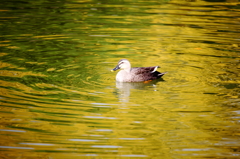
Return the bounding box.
[119,63,124,69]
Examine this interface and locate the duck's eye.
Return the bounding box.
[119,62,124,67]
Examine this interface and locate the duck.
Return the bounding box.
[111,59,166,82]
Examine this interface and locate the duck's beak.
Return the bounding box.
[111,65,120,72]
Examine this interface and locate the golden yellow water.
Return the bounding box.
[0,0,239,158]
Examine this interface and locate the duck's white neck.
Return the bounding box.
[123,64,131,73]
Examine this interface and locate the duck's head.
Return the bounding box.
[111,59,131,72]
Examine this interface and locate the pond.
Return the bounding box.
[0,0,239,158]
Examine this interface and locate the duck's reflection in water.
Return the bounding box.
[115,79,164,103]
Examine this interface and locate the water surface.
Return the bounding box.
[0,0,239,158]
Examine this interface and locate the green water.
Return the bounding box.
[0,0,239,158]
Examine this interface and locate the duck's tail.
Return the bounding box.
[158,72,167,77]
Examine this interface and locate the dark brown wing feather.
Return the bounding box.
[130,66,164,82]
[134,66,158,74]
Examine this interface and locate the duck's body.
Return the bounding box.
[111,59,166,82]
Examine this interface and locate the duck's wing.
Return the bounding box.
[132,66,160,75]
[129,66,159,81]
